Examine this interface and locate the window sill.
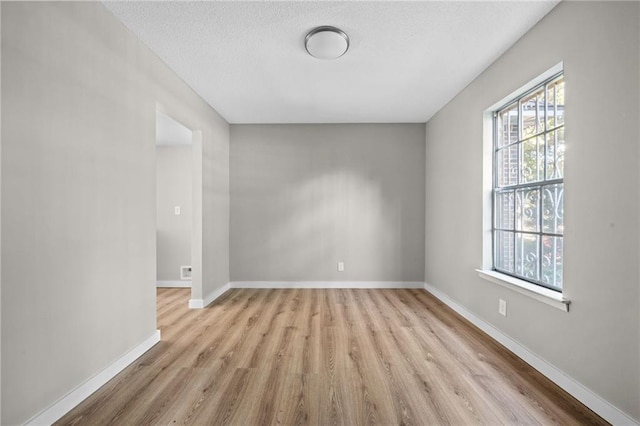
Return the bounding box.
[476,269,571,312]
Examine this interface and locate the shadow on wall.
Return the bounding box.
[241,168,399,280]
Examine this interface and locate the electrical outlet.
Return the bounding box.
[337,262,345,272]
[498,299,507,317]
[174,206,181,215]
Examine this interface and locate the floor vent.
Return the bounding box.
[180,265,192,280]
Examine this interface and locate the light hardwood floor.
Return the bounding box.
[57,288,606,425]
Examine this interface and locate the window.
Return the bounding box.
[493,73,564,291]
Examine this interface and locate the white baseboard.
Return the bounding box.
[26,330,161,426]
[157,280,192,288]
[187,281,423,308]
[423,282,638,426]
[189,283,231,309]
[230,281,425,289]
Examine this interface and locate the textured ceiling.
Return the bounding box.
[104,1,559,124]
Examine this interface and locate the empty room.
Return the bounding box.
[1,1,639,425]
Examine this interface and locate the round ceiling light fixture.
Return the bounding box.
[305,26,349,60]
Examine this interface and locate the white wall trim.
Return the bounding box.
[476,269,570,312]
[25,330,161,426]
[423,282,638,426]
[189,283,231,309]
[188,299,203,309]
[230,281,425,289]
[189,281,424,307]
[156,280,192,288]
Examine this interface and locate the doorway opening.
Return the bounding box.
[155,110,194,311]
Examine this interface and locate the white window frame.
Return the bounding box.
[478,62,570,312]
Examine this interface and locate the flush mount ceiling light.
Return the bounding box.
[305,26,350,60]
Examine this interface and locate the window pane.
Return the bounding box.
[516,188,540,232]
[542,236,563,290]
[498,103,518,147]
[520,136,544,183]
[545,128,565,180]
[545,129,556,180]
[521,87,545,138]
[495,231,514,273]
[556,128,565,178]
[495,190,515,230]
[542,184,564,234]
[546,77,564,130]
[515,233,539,280]
[546,83,556,129]
[496,145,518,187]
[555,78,565,127]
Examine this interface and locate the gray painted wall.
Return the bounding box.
[424,1,639,421]
[202,122,230,301]
[156,146,192,282]
[1,2,229,424]
[0,3,3,421]
[230,124,425,282]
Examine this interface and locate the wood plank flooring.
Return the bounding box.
[56,288,606,425]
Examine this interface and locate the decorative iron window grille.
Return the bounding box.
[493,73,565,291]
